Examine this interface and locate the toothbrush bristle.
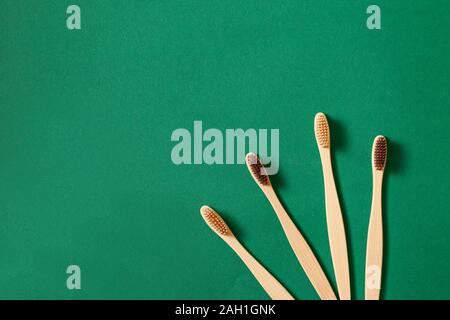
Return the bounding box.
[246,153,270,186]
[315,113,330,148]
[200,206,230,236]
[373,136,387,170]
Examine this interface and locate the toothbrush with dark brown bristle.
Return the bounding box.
[314,112,351,300]
[365,135,387,300]
[245,153,337,300]
[200,205,295,300]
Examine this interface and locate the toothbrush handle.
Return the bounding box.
[365,173,384,300]
[320,150,351,300]
[265,188,337,300]
[226,237,294,300]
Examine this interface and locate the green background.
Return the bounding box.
[0,1,449,299]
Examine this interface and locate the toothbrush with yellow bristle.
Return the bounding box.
[245,153,337,300]
[365,135,387,300]
[314,112,351,300]
[200,206,294,300]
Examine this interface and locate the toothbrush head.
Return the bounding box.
[246,153,270,186]
[372,135,387,171]
[200,206,231,236]
[315,112,330,148]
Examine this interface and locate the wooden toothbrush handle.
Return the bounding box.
[226,237,294,300]
[320,151,351,300]
[365,173,384,300]
[265,189,337,300]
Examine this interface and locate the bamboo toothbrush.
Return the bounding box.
[314,112,351,300]
[365,135,387,300]
[200,205,294,300]
[245,153,337,300]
